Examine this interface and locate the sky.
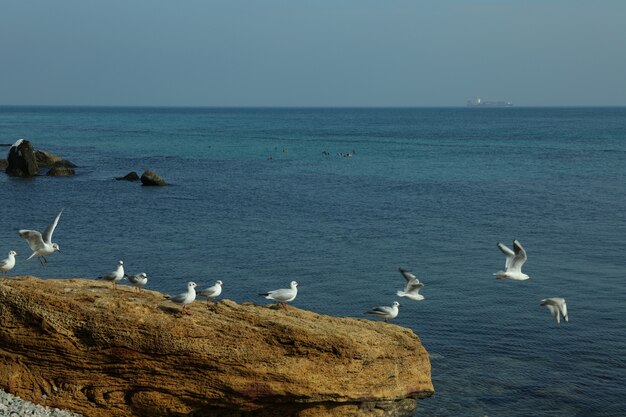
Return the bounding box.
[1,0,625,107]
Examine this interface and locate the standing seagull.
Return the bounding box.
[365,301,400,323]
[540,298,569,324]
[198,280,223,305]
[97,260,125,289]
[494,240,530,281]
[125,272,148,292]
[0,251,17,276]
[165,282,197,315]
[260,281,298,307]
[19,209,63,265]
[396,267,425,301]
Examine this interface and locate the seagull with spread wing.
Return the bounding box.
[494,239,529,281]
[18,209,63,265]
[396,267,425,301]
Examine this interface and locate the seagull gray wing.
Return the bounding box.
[405,281,424,293]
[509,240,527,272]
[399,267,418,283]
[199,287,218,297]
[367,306,392,316]
[168,292,187,303]
[0,260,7,268]
[497,243,515,270]
[268,288,292,301]
[19,230,46,251]
[42,209,63,244]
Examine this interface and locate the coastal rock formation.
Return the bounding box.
[0,277,433,417]
[116,171,140,181]
[140,170,167,186]
[0,159,7,170]
[46,167,76,176]
[5,139,38,177]
[35,150,77,168]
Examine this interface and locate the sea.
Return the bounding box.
[1,106,625,417]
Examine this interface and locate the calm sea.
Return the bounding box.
[1,107,625,416]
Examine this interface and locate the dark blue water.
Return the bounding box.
[1,107,625,416]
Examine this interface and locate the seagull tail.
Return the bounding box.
[259,293,269,297]
[26,252,37,260]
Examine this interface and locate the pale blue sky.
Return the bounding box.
[1,1,625,106]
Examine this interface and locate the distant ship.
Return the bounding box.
[466,97,513,107]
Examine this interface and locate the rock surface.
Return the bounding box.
[115,171,140,181]
[35,150,77,168]
[0,277,433,417]
[5,139,38,177]
[140,170,167,186]
[0,159,7,170]
[46,167,76,176]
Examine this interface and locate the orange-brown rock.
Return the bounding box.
[0,277,433,416]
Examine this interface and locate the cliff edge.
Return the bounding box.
[0,277,433,416]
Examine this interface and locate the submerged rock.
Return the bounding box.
[115,171,140,181]
[0,159,6,170]
[140,170,167,186]
[5,139,38,177]
[35,150,77,168]
[0,277,433,417]
[46,167,76,176]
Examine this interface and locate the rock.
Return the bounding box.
[115,172,140,181]
[46,167,76,176]
[0,159,7,170]
[5,139,38,177]
[0,277,433,417]
[140,170,167,186]
[35,150,77,168]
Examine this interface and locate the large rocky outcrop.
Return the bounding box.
[0,277,433,417]
[5,139,38,177]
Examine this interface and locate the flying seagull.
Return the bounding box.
[540,298,569,324]
[396,267,425,301]
[494,240,529,280]
[19,209,63,265]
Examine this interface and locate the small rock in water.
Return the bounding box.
[46,167,75,176]
[115,171,140,181]
[140,170,167,186]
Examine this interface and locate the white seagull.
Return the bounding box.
[165,282,197,315]
[198,280,223,305]
[125,272,148,292]
[0,251,18,276]
[540,298,569,324]
[494,240,529,281]
[97,260,125,289]
[18,209,63,265]
[365,301,400,323]
[260,281,298,307]
[396,267,425,301]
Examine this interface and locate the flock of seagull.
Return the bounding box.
[1,210,568,324]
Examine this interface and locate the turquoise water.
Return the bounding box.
[1,107,625,416]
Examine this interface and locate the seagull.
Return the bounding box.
[396,267,425,301]
[97,260,125,289]
[260,281,298,307]
[124,272,148,292]
[365,301,400,323]
[494,240,529,280]
[540,298,569,324]
[165,282,197,315]
[18,209,63,265]
[0,251,17,276]
[197,280,223,305]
